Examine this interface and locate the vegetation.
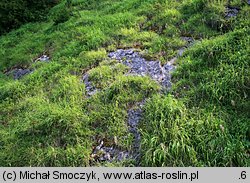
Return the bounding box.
[0,0,249,166]
[0,0,60,35]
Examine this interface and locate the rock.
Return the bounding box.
[82,73,98,97]
[181,36,194,44]
[5,54,50,80]
[177,48,185,57]
[164,61,176,72]
[117,152,130,161]
[91,141,131,162]
[127,107,142,148]
[161,73,172,88]
[225,7,239,18]
[95,141,104,150]
[35,55,50,62]
[6,68,33,80]
[127,108,142,128]
[248,0,250,5]
[104,153,111,161]
[126,100,147,164]
[108,49,173,89]
[147,61,162,80]
[38,55,50,62]
[90,48,183,164]
[176,37,195,57]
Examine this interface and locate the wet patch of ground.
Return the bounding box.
[126,100,145,163]
[88,49,175,164]
[90,101,145,164]
[87,37,195,165]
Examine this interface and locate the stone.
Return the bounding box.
[225,7,239,18]
[35,55,50,62]
[38,55,50,62]
[89,48,185,164]
[177,48,185,57]
[164,62,176,72]
[108,49,173,89]
[82,73,98,97]
[91,140,131,162]
[181,36,194,44]
[117,152,130,161]
[6,68,33,80]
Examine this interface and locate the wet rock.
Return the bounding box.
[177,37,195,57]
[163,61,176,72]
[164,37,195,74]
[90,48,182,164]
[6,68,33,80]
[82,73,98,97]
[147,61,163,80]
[91,141,130,162]
[225,7,239,18]
[108,49,173,89]
[177,48,185,57]
[117,152,130,161]
[91,101,146,164]
[126,100,148,164]
[127,109,142,129]
[39,55,50,62]
[35,55,50,62]
[181,36,194,44]
[161,72,172,88]
[5,54,50,80]
[108,49,139,61]
[127,105,143,148]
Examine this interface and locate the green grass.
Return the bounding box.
[0,0,249,166]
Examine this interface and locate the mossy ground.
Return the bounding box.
[0,0,249,166]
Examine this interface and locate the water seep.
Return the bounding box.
[126,100,146,163]
[90,49,175,164]
[88,37,195,164]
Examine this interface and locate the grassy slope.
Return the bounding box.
[0,0,249,166]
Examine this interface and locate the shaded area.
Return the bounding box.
[0,0,59,35]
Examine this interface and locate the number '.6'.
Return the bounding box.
[241,171,246,179]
